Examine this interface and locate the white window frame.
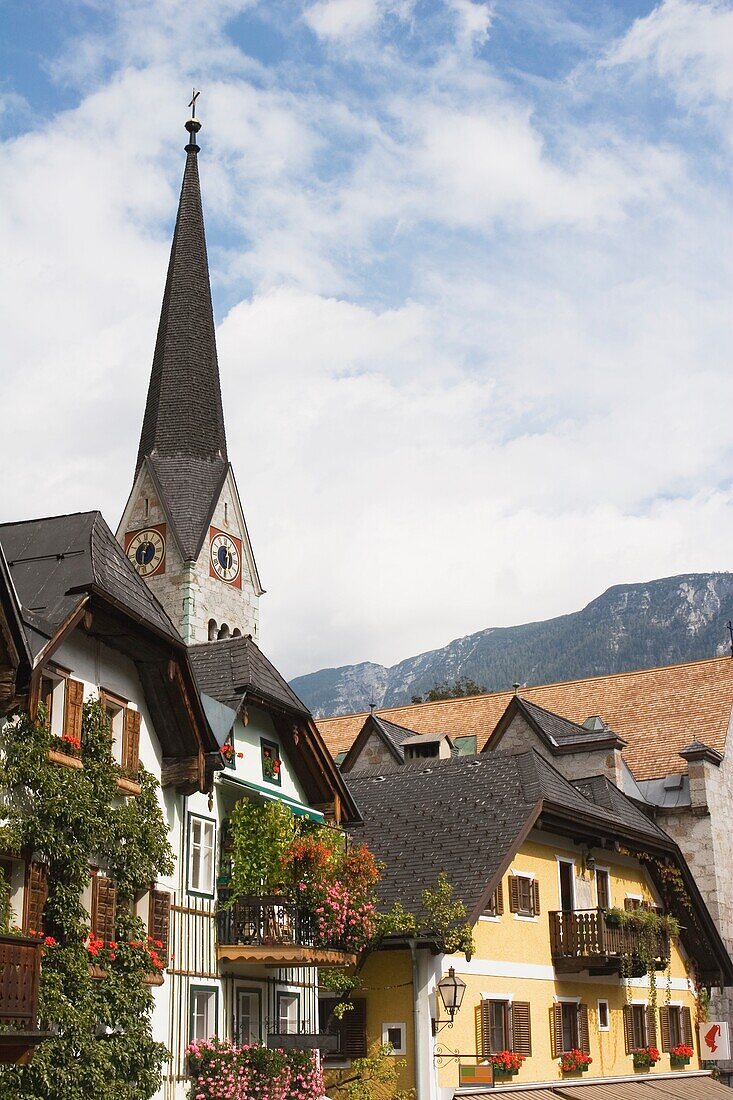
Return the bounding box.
[511,871,537,922]
[597,999,610,1032]
[555,856,576,912]
[101,689,127,766]
[277,991,300,1035]
[187,814,216,897]
[40,669,67,739]
[382,1022,407,1055]
[595,866,612,908]
[190,985,218,1043]
[235,986,262,1047]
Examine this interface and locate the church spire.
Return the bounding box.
[134,100,229,561]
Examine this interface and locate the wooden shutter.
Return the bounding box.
[122,709,141,774]
[511,1002,532,1056]
[578,1004,590,1054]
[149,890,171,963]
[659,1007,671,1052]
[623,1005,633,1054]
[24,861,48,935]
[681,1007,694,1047]
[480,1000,492,1057]
[550,1004,564,1058]
[341,998,367,1059]
[91,875,116,945]
[646,1006,657,1047]
[532,880,541,916]
[64,679,84,742]
[509,877,520,913]
[495,881,504,916]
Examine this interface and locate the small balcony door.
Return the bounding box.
[558,860,575,912]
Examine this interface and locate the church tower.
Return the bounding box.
[118,107,263,645]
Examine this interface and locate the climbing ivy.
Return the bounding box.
[0,700,174,1099]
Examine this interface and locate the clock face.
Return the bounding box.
[126,528,166,577]
[210,532,241,584]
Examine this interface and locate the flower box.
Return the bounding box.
[671,1056,690,1067]
[632,1046,660,1069]
[489,1051,525,1076]
[560,1049,593,1073]
[47,749,83,771]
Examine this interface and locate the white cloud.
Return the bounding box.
[607,0,733,106]
[304,0,381,41]
[447,0,493,51]
[3,0,733,680]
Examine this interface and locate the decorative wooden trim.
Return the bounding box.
[215,944,357,968]
[47,749,83,771]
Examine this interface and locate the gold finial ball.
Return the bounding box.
[185,117,202,134]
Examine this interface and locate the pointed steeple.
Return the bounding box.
[135,107,228,560]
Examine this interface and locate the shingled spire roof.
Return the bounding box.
[136,113,228,560]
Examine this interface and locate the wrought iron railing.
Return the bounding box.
[0,934,42,1029]
[216,894,349,953]
[549,908,669,968]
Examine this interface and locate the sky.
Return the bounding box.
[2,0,733,680]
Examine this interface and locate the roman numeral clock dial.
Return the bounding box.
[125,527,166,577]
[210,531,241,584]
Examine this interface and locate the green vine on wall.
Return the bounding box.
[605,906,680,1013]
[0,700,175,1099]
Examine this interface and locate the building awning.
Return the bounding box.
[457,1073,729,1100]
[216,772,325,823]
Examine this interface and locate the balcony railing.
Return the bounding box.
[216,895,356,967]
[0,934,42,1029]
[549,908,670,975]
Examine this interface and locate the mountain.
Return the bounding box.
[290,573,733,717]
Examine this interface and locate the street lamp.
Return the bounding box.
[433,967,467,1033]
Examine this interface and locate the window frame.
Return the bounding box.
[276,991,300,1035]
[595,867,611,909]
[39,665,69,738]
[597,1000,610,1032]
[189,985,218,1044]
[561,1002,580,1053]
[235,986,262,1047]
[556,857,576,912]
[668,1004,682,1049]
[382,1022,407,1055]
[187,813,217,898]
[630,1003,648,1048]
[513,873,536,919]
[100,687,128,765]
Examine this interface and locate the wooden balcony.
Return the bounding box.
[216,895,357,969]
[549,908,670,975]
[0,933,51,1064]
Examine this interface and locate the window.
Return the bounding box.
[558,860,575,912]
[598,1000,609,1031]
[660,1005,693,1052]
[319,997,367,1059]
[101,689,127,764]
[188,815,216,896]
[277,992,300,1035]
[562,1003,579,1051]
[509,874,539,917]
[483,882,504,918]
[382,1023,406,1055]
[596,869,611,909]
[454,735,477,756]
[624,1004,653,1049]
[480,1000,532,1057]
[190,987,218,1043]
[261,739,282,786]
[625,896,644,911]
[236,989,261,1046]
[551,1002,590,1057]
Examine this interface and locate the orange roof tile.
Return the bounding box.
[316,657,733,780]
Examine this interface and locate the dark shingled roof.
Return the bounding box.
[0,512,180,655]
[515,697,625,748]
[190,635,310,718]
[571,774,670,842]
[135,129,228,561]
[345,749,676,920]
[373,716,420,759]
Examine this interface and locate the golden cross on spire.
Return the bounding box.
[188,88,200,117]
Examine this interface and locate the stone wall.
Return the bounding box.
[347,730,398,774]
[494,712,623,783]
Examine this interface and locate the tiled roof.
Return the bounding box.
[318,657,733,780]
[345,749,673,919]
[135,133,228,560]
[0,511,180,654]
[189,636,311,718]
[516,698,623,747]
